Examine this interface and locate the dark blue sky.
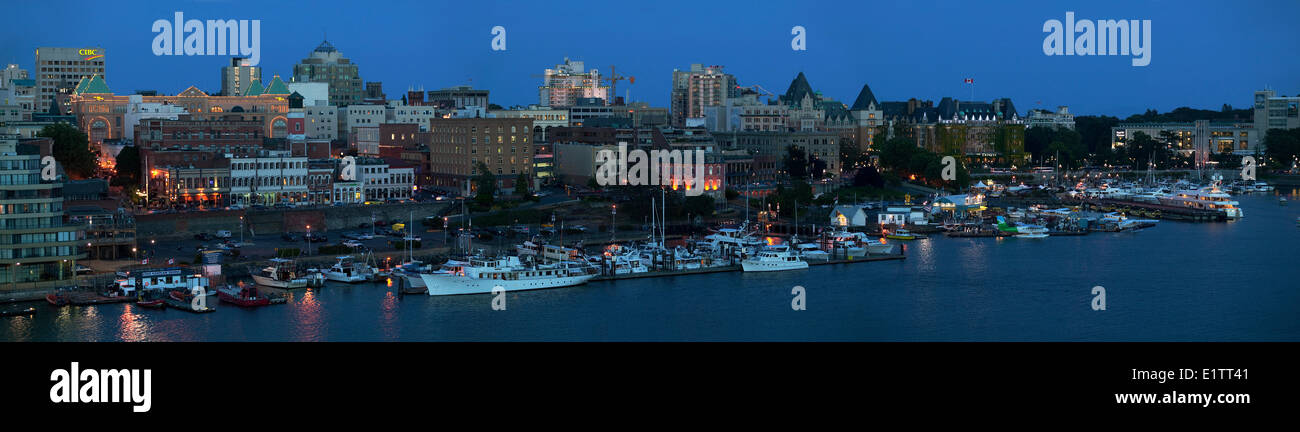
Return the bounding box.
[5,0,1298,116]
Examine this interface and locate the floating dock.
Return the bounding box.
[592,253,905,282]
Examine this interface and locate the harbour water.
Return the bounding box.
[4,192,1298,341]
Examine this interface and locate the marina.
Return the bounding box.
[3,191,1295,341]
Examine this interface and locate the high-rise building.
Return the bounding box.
[292,40,363,107]
[221,57,262,96]
[670,64,737,127]
[0,135,84,289]
[538,58,609,108]
[35,46,106,113]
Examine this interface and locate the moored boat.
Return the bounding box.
[45,293,70,307]
[321,255,374,283]
[217,283,271,307]
[421,256,597,296]
[252,258,310,288]
[741,246,809,272]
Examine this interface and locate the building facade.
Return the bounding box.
[427,117,534,195]
[292,40,363,107]
[35,46,105,113]
[539,58,610,108]
[670,64,738,127]
[220,57,261,97]
[0,136,84,288]
[68,75,290,145]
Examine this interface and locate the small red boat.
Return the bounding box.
[45,293,70,307]
[218,284,270,307]
[136,299,165,309]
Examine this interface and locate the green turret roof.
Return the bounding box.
[75,74,111,94]
[243,79,265,96]
[262,75,290,95]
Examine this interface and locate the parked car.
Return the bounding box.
[342,240,364,249]
[193,233,214,241]
[281,233,299,242]
[304,233,328,242]
[74,264,94,275]
[215,230,233,239]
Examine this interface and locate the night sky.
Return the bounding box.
[4,0,1297,116]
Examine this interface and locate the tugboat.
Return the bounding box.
[252,258,310,288]
[217,282,271,307]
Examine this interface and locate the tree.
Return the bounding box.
[809,156,827,180]
[852,166,884,188]
[112,145,141,186]
[37,123,96,179]
[682,195,715,218]
[1264,128,1300,167]
[514,173,530,197]
[783,145,809,179]
[472,161,497,208]
[839,138,866,169]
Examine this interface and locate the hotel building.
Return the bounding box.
[427,117,534,195]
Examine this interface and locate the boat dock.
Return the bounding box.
[592,252,905,282]
[1061,197,1227,222]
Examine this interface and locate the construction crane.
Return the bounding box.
[736,84,777,100]
[602,65,634,104]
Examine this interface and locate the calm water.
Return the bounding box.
[4,192,1299,341]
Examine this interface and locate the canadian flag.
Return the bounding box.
[963,78,974,84]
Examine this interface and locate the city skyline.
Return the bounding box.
[4,0,1298,117]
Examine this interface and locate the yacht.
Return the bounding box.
[793,242,830,260]
[742,246,810,272]
[252,258,310,288]
[421,256,597,296]
[322,255,374,283]
[1158,175,1243,219]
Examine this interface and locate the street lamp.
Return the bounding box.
[306,225,312,256]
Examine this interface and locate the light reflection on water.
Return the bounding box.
[2,192,1298,341]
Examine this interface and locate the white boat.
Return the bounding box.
[793,242,830,260]
[252,258,310,288]
[322,255,374,283]
[741,246,809,272]
[1015,233,1050,239]
[421,256,597,296]
[1157,174,1243,219]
